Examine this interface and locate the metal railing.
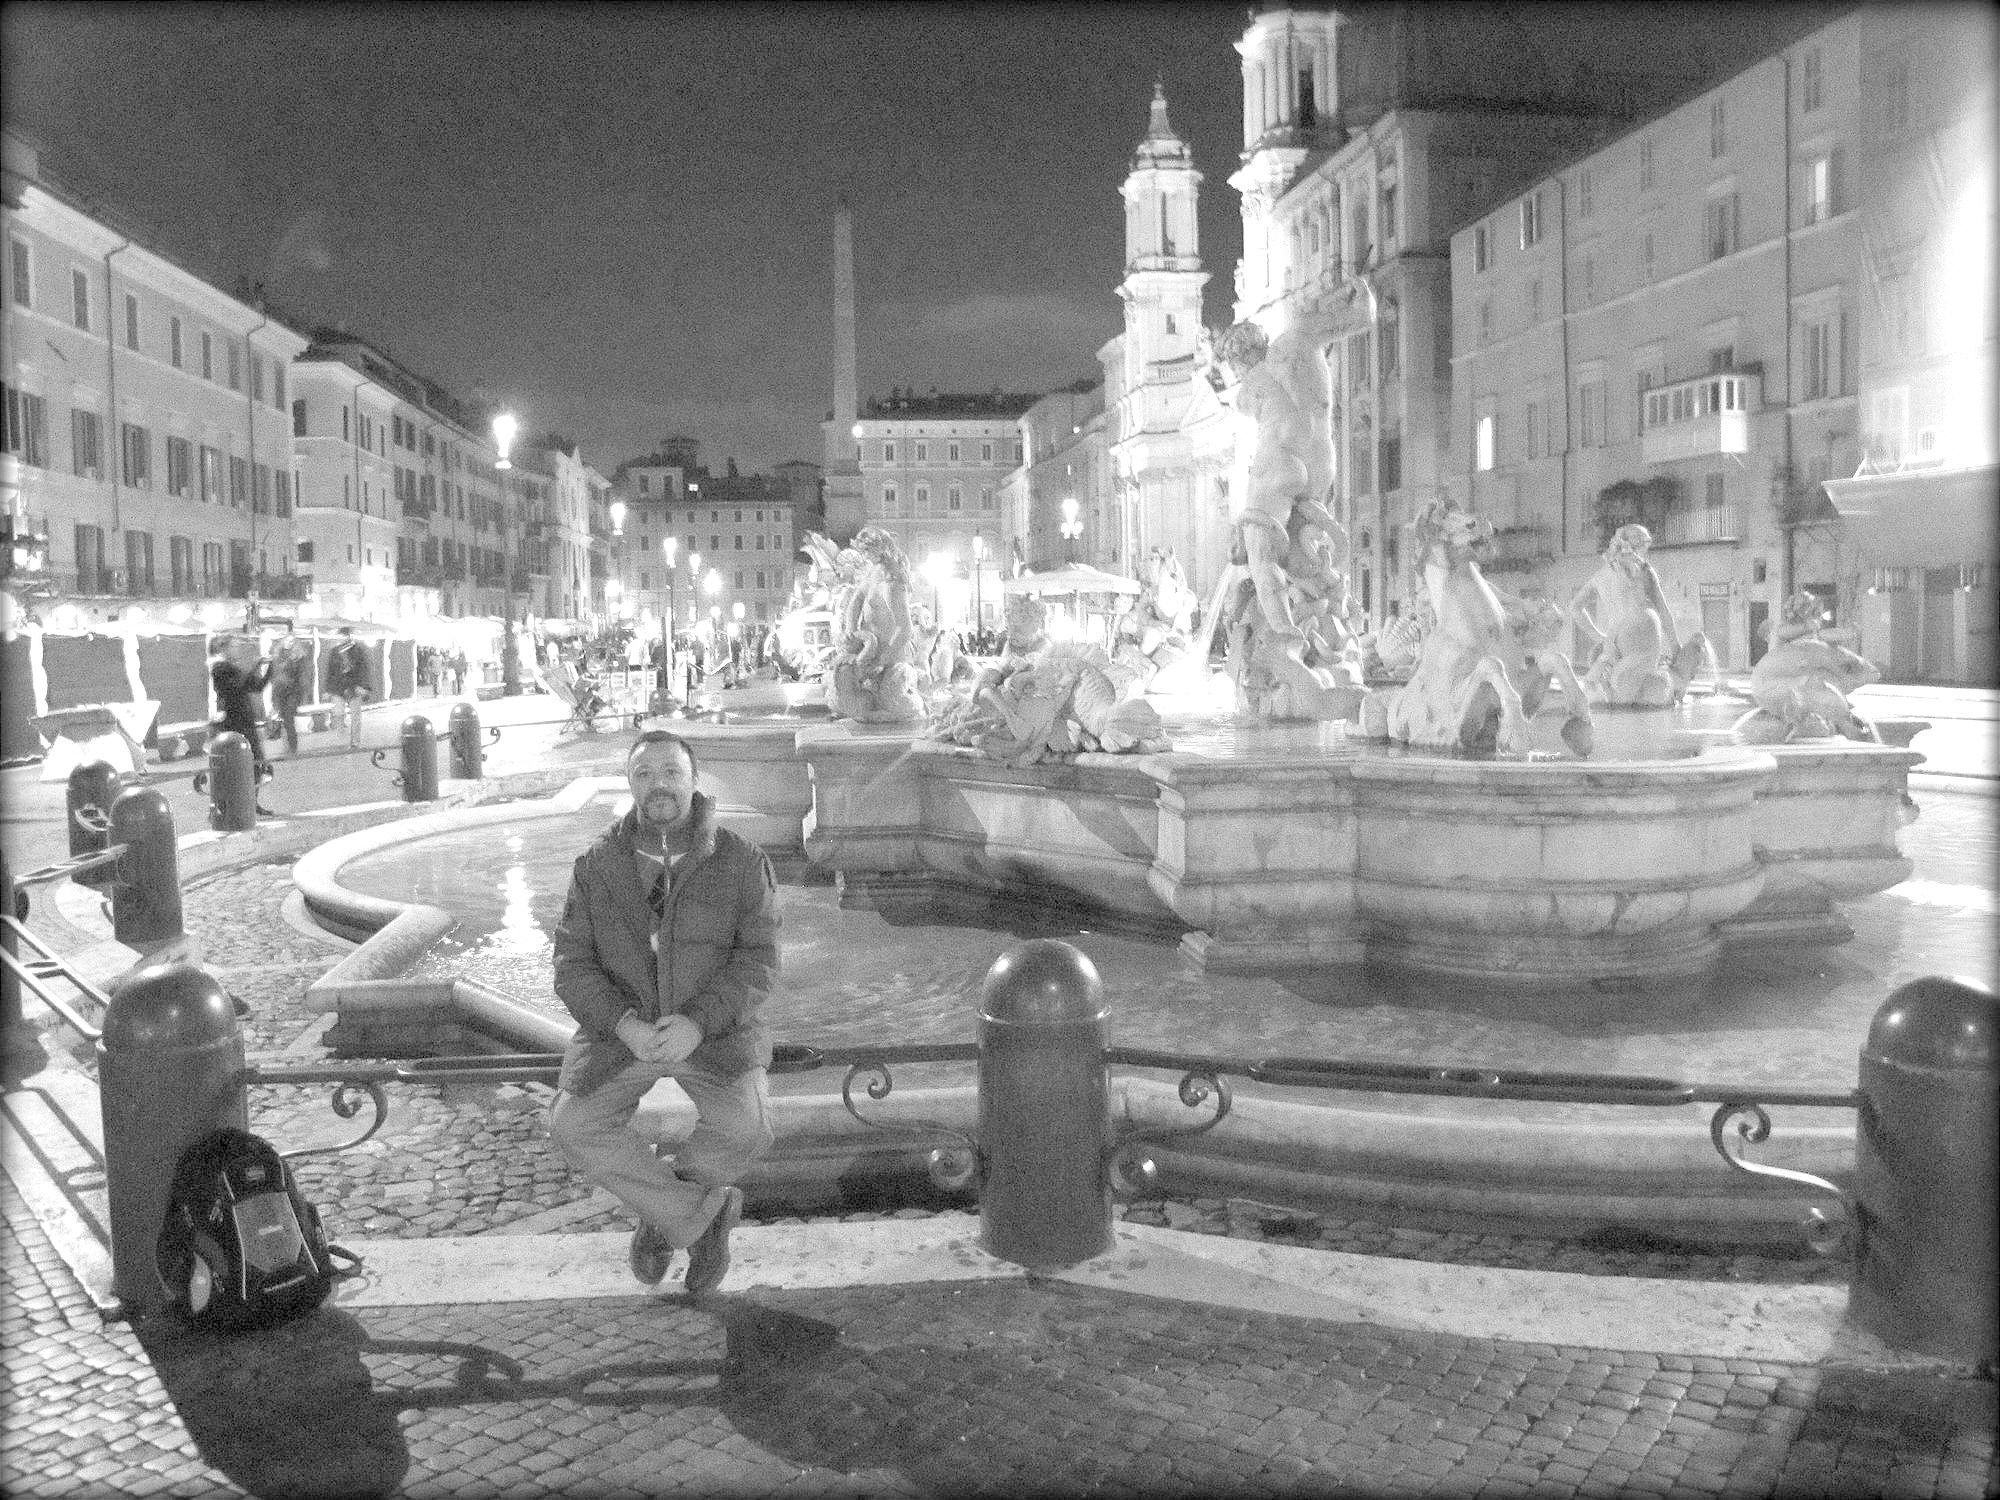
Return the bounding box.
[10,913,1856,1249]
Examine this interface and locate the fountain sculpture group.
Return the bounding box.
[757,305,1917,984]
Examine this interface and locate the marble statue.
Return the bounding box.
[1001,591,1051,659]
[1732,591,1881,743]
[1216,316,1365,722]
[1363,499,1594,757]
[1568,524,1711,705]
[826,526,928,725]
[1111,546,1198,687]
[932,641,1169,766]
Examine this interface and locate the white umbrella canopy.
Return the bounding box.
[1002,564,1142,597]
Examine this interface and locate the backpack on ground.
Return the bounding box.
[155,1126,360,1331]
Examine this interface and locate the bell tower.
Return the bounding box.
[1118,83,1207,395]
[1229,7,1346,320]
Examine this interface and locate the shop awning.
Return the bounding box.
[1003,564,1142,597]
[1823,462,1998,569]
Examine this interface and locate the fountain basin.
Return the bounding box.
[798,722,1921,983]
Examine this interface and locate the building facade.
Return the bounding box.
[3,127,308,626]
[605,442,817,638]
[1826,4,1998,684]
[850,391,1032,628]
[1012,382,1109,585]
[1446,5,1995,681]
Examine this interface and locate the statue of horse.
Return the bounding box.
[827,527,928,724]
[1364,500,1594,757]
[1569,524,1710,705]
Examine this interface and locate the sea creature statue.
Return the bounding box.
[1732,591,1881,743]
[1001,591,1051,659]
[1111,546,1199,687]
[1568,524,1711,705]
[826,526,928,725]
[791,533,845,613]
[1362,499,1594,757]
[1362,604,1428,682]
[1214,315,1366,722]
[931,641,1169,766]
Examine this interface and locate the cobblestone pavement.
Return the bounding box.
[4,1174,1995,1499]
[3,688,1995,1497]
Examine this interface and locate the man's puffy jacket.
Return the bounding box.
[552,792,778,1097]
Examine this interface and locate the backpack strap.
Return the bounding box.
[326,1243,364,1278]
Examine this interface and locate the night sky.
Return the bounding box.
[3,2,1251,475]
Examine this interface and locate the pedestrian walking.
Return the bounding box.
[210,633,275,813]
[548,729,777,1295]
[327,627,371,748]
[450,648,469,695]
[269,625,311,754]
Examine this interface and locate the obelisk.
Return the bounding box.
[823,198,865,543]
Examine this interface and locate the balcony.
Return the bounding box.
[1640,370,1760,466]
[1657,503,1746,546]
[396,563,446,589]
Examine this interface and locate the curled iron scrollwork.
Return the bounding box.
[838,1059,980,1190]
[1709,1100,1851,1255]
[278,1079,391,1161]
[1107,1067,1233,1197]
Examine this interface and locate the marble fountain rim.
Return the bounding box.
[282,770,1866,1237]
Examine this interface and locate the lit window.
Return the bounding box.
[1475,414,1495,472]
[8,237,30,309]
[1519,192,1542,249]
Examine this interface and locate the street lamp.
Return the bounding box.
[662,535,679,644]
[1060,496,1083,561]
[971,533,988,633]
[493,410,521,695]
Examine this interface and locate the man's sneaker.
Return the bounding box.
[682,1186,742,1296]
[628,1220,672,1286]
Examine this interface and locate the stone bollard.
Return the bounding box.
[379,714,438,802]
[1,847,29,1069]
[97,960,247,1317]
[194,730,256,832]
[1850,975,1997,1362]
[66,760,123,887]
[109,786,184,950]
[446,701,495,779]
[976,938,1113,1270]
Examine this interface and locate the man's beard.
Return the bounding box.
[640,792,685,829]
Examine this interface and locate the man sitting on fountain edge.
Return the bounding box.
[549,728,778,1295]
